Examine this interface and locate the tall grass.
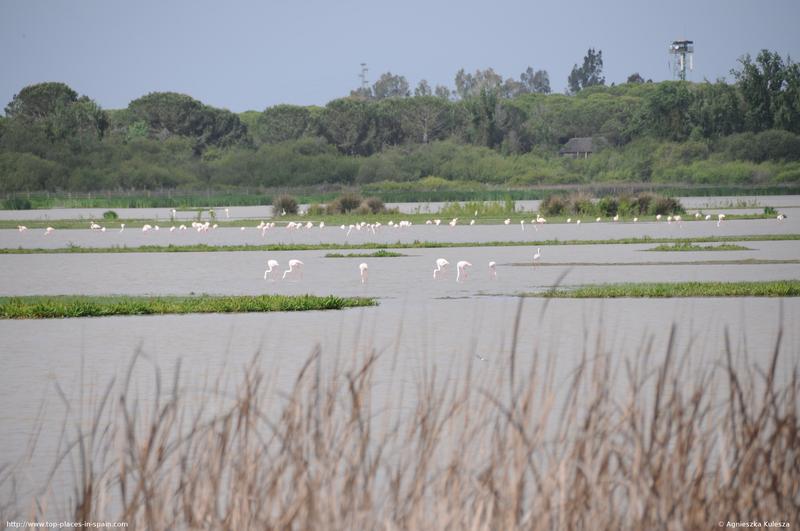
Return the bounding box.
[534,280,800,298]
[2,317,797,529]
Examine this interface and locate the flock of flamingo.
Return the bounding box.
[13,210,769,237]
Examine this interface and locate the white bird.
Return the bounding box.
[667,215,673,224]
[656,214,662,221]
[179,224,187,230]
[305,221,313,229]
[520,220,525,231]
[433,258,450,280]
[282,259,304,280]
[44,226,55,236]
[504,218,511,225]
[240,226,246,231]
[576,219,581,225]
[777,213,786,221]
[695,212,702,219]
[633,217,638,223]
[142,224,152,232]
[705,214,712,221]
[613,214,619,222]
[449,218,458,227]
[566,218,571,223]
[90,222,101,230]
[319,221,325,229]
[120,223,125,232]
[264,259,280,280]
[224,208,230,218]
[18,225,28,232]
[434,219,441,226]
[596,217,602,222]
[169,226,176,232]
[674,215,682,223]
[359,262,369,284]
[470,219,475,225]
[456,261,472,282]
[533,248,541,265]
[100,227,106,232]
[154,225,160,231]
[717,213,726,227]
[488,261,497,280]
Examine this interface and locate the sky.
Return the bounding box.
[1,0,799,113]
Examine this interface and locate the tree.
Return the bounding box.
[627,73,645,84]
[254,104,312,144]
[399,96,451,144]
[434,85,452,100]
[372,72,410,99]
[4,82,78,121]
[318,98,377,155]
[733,50,800,133]
[567,48,605,94]
[414,80,432,97]
[520,67,551,94]
[454,68,503,99]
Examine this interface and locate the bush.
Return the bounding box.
[364,197,385,214]
[306,203,326,216]
[539,195,568,216]
[632,192,654,215]
[2,197,32,210]
[651,195,684,215]
[568,193,595,215]
[102,210,119,220]
[596,196,619,216]
[273,194,299,215]
[335,192,363,213]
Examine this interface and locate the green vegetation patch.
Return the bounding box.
[647,243,753,251]
[3,234,799,255]
[0,294,377,319]
[324,249,405,258]
[527,280,800,298]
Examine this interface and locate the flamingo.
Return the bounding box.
[717,213,726,227]
[90,222,101,230]
[433,258,449,280]
[533,248,541,265]
[656,214,662,221]
[777,213,786,221]
[44,226,55,236]
[470,219,475,225]
[434,219,441,226]
[282,259,304,280]
[596,217,602,222]
[142,224,152,232]
[456,261,472,282]
[566,218,571,223]
[504,219,511,225]
[449,218,458,227]
[488,261,497,280]
[18,225,28,232]
[613,214,619,222]
[520,220,525,231]
[576,219,581,225]
[225,208,230,218]
[319,221,325,229]
[359,263,369,284]
[705,214,711,221]
[633,217,638,223]
[120,223,125,232]
[264,259,280,280]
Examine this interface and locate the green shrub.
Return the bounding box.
[568,193,595,215]
[273,194,299,215]
[651,195,684,215]
[3,197,32,210]
[596,196,619,216]
[306,203,327,216]
[335,192,363,213]
[102,210,119,220]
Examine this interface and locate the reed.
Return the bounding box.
[532,280,800,298]
[3,318,797,529]
[647,243,753,251]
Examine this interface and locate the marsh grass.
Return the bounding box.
[324,249,405,258]
[648,243,753,251]
[0,294,376,319]
[2,315,797,529]
[3,234,799,255]
[530,280,800,298]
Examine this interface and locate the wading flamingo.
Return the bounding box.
[433,258,449,280]
[533,248,542,265]
[456,261,472,282]
[359,263,369,284]
[282,259,304,281]
[264,259,280,280]
[488,261,497,280]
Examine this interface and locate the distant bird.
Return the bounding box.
[475,354,488,362]
[470,219,475,225]
[674,215,682,223]
[169,226,176,232]
[449,218,458,227]
[504,219,511,225]
[282,259,304,280]
[120,223,125,232]
[90,222,101,230]
[154,225,160,231]
[142,224,152,232]
[359,262,369,284]
[596,217,602,222]
[305,221,313,229]
[533,248,541,265]
[488,261,497,280]
[576,219,581,225]
[717,213,726,227]
[705,214,712,221]
[224,208,230,218]
[434,219,442,226]
[17,225,27,232]
[633,217,638,223]
[667,215,673,224]
[656,214,662,221]
[695,212,702,219]
[44,226,55,236]
[319,221,325,229]
[520,220,525,231]
[240,226,246,231]
[456,260,472,282]
[613,214,619,222]
[777,213,786,221]
[179,224,187,230]
[264,259,280,280]
[566,218,571,223]
[433,258,450,280]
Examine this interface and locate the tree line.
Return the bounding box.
[1,49,799,194]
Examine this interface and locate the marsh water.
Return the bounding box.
[1,200,799,514]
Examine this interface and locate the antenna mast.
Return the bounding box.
[669,40,694,81]
[359,63,369,90]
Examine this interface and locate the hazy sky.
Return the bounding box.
[2,0,799,113]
